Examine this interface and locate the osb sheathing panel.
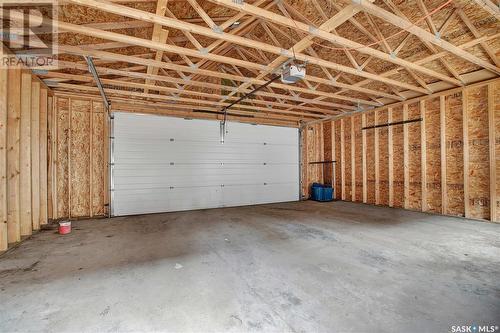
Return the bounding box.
[56,97,69,218]
[335,121,342,200]
[494,82,500,222]
[344,117,352,201]
[91,102,105,216]
[366,113,375,204]
[300,128,307,198]
[392,107,404,208]
[378,110,389,206]
[302,124,323,198]
[445,93,464,217]
[354,116,363,202]
[54,95,107,219]
[323,121,332,185]
[70,99,91,217]
[408,103,422,211]
[467,86,490,220]
[310,80,499,222]
[47,97,54,220]
[425,98,442,214]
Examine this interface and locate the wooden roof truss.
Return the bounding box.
[2,0,499,126]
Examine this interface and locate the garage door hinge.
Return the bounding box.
[263,162,267,165]
[263,142,267,145]
[170,162,175,165]
[109,136,115,139]
[264,182,267,185]
[221,184,225,187]
[169,186,174,189]
[109,163,115,166]
[170,138,174,142]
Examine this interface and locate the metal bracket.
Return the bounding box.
[32,69,48,75]
[212,26,223,34]
[280,48,291,57]
[308,25,319,36]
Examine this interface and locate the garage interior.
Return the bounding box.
[0,0,499,331]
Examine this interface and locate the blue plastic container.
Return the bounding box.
[310,183,334,202]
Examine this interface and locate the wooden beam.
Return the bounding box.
[403,104,409,209]
[60,0,436,93]
[472,0,500,21]
[0,65,7,251]
[388,107,394,207]
[375,110,380,205]
[7,67,21,243]
[440,95,447,215]
[463,90,470,217]
[56,92,300,128]
[20,73,32,236]
[49,61,357,110]
[39,88,48,225]
[331,33,499,103]
[43,45,370,108]
[421,100,427,212]
[351,116,355,202]
[223,5,362,101]
[362,114,367,203]
[31,81,40,231]
[488,84,496,221]
[89,101,93,218]
[47,82,318,121]
[203,0,461,86]
[358,0,500,75]
[41,71,338,116]
[68,97,72,219]
[341,118,345,200]
[187,0,216,28]
[144,0,169,93]
[332,121,336,191]
[457,9,499,68]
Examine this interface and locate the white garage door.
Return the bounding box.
[111,112,299,216]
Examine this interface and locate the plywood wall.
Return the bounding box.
[0,67,51,252]
[50,94,108,220]
[303,79,500,223]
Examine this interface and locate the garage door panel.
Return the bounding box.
[114,167,295,189]
[114,145,298,164]
[115,116,295,145]
[114,188,223,215]
[112,113,299,216]
[113,165,297,181]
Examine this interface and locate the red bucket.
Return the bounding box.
[59,221,71,235]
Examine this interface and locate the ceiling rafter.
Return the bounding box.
[144,0,169,94]
[358,0,500,75]
[204,0,463,86]
[62,0,444,93]
[2,0,498,126]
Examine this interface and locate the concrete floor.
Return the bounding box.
[0,201,499,333]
